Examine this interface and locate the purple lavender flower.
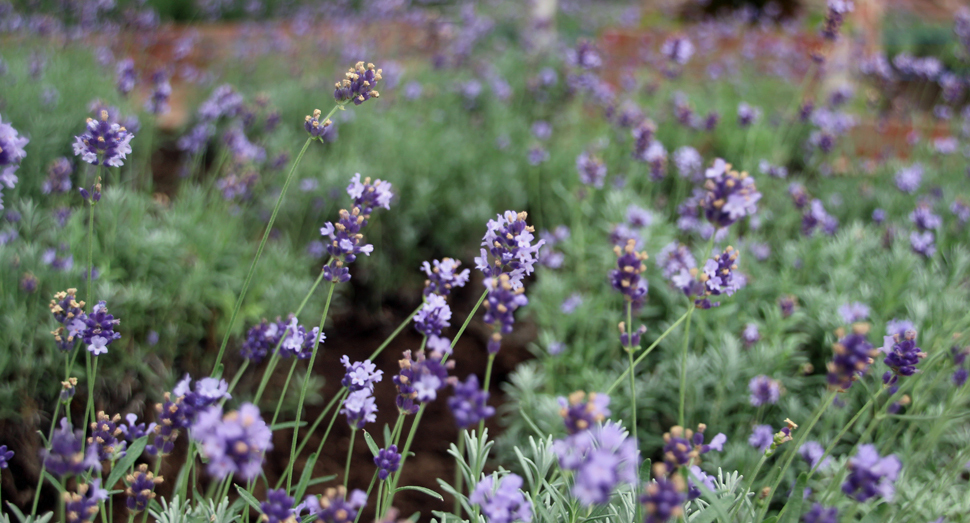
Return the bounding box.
[780,295,798,318]
[558,391,610,434]
[826,324,877,391]
[482,274,529,354]
[626,205,653,228]
[679,246,746,309]
[799,441,832,470]
[841,444,901,502]
[737,102,761,127]
[803,504,838,523]
[122,413,156,443]
[748,375,781,406]
[553,422,639,506]
[894,164,923,194]
[259,489,295,523]
[115,58,136,96]
[662,425,726,469]
[414,294,452,337]
[527,146,549,166]
[42,158,73,194]
[474,211,545,283]
[304,487,366,523]
[448,374,494,429]
[632,120,657,161]
[49,289,87,352]
[198,85,243,122]
[910,203,942,231]
[374,445,401,481]
[0,114,28,203]
[701,159,761,229]
[802,200,839,236]
[0,445,12,468]
[560,293,584,314]
[674,146,703,182]
[567,39,602,70]
[42,418,101,477]
[334,62,382,105]
[320,174,393,282]
[178,123,213,155]
[64,480,108,523]
[742,323,761,346]
[951,199,970,224]
[240,319,280,363]
[882,329,926,386]
[421,258,470,297]
[758,159,788,179]
[73,110,135,167]
[124,464,162,513]
[393,347,454,413]
[145,71,171,115]
[872,208,886,224]
[643,141,668,181]
[531,121,552,140]
[88,412,126,461]
[821,0,854,40]
[304,108,332,140]
[839,302,870,324]
[656,242,696,281]
[576,151,607,188]
[661,35,694,66]
[81,301,121,356]
[342,389,378,429]
[641,474,686,523]
[886,319,914,337]
[173,374,231,425]
[190,402,272,480]
[954,368,968,387]
[340,356,383,392]
[748,424,774,453]
[470,474,533,523]
[610,239,649,309]
[910,231,936,257]
[277,317,324,360]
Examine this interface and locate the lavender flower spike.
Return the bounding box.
[610,239,649,309]
[700,159,761,229]
[0,114,29,197]
[841,444,901,502]
[334,62,382,106]
[474,210,545,289]
[190,402,272,481]
[73,110,134,167]
[421,257,471,296]
[470,473,533,523]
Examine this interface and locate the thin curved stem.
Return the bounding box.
[678,305,696,428]
[606,311,690,394]
[344,429,357,490]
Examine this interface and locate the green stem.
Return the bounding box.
[225,359,250,399]
[285,282,336,491]
[292,390,347,462]
[253,351,283,405]
[29,399,62,516]
[477,353,496,436]
[352,471,379,523]
[209,134,317,377]
[678,305,696,428]
[453,432,467,516]
[368,302,425,361]
[606,311,690,394]
[344,429,357,490]
[385,406,426,517]
[271,359,300,426]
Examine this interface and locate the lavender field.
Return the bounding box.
[0,0,969,522]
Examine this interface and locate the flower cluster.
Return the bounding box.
[64,480,108,523]
[173,374,231,424]
[641,463,686,523]
[748,375,782,406]
[320,174,393,282]
[803,504,838,523]
[576,151,607,188]
[827,324,877,391]
[42,157,73,194]
[73,109,135,167]
[821,0,854,40]
[656,242,696,281]
[632,119,657,161]
[81,301,122,356]
[482,273,529,354]
[334,62,382,105]
[304,487,367,523]
[146,70,172,115]
[88,411,126,461]
[414,294,452,337]
[474,210,545,288]
[799,441,832,471]
[672,246,745,309]
[470,474,533,523]
[841,444,901,502]
[802,200,838,236]
[0,113,28,209]
[748,424,774,453]
[448,374,494,429]
[49,289,87,352]
[767,418,799,456]
[0,445,12,469]
[882,329,925,387]
[304,108,332,140]
[43,418,101,477]
[341,356,383,392]
[558,391,610,435]
[124,464,163,513]
[190,402,272,480]
[553,421,638,506]
[838,302,870,324]
[700,159,761,229]
[609,239,649,309]
[240,316,324,363]
[259,489,295,523]
[421,257,470,296]
[375,445,401,480]
[662,424,726,469]
[342,389,378,429]
[674,146,703,182]
[393,345,455,414]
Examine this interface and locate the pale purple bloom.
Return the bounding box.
[421,258,470,297]
[895,164,923,194]
[910,204,942,231]
[341,389,378,429]
[414,294,452,337]
[561,293,583,314]
[742,323,760,345]
[474,210,544,289]
[73,110,134,167]
[910,230,936,257]
[0,113,29,204]
[799,441,832,470]
[841,444,901,502]
[626,204,653,228]
[839,302,870,323]
[553,422,638,506]
[340,356,383,392]
[749,424,773,453]
[749,375,781,406]
[448,374,494,429]
[576,151,607,188]
[470,474,532,523]
[673,146,703,181]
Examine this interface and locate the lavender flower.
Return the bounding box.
[641,471,686,523]
[910,203,942,231]
[910,231,936,257]
[802,200,839,236]
[821,0,854,40]
[173,374,231,425]
[177,123,213,155]
[190,402,272,480]
[145,70,171,115]
[882,329,926,386]
[414,294,452,337]
[0,445,12,468]
[567,39,602,70]
[0,114,29,203]
[951,200,970,224]
[115,58,136,96]
[448,374,494,429]
[340,356,383,392]
[527,146,549,166]
[42,418,101,477]
[278,317,325,360]
[334,62,382,105]
[320,174,393,282]
[374,445,401,480]
[64,480,108,523]
[632,120,657,161]
[803,504,838,523]
[662,424,726,469]
[610,239,649,309]
[626,205,653,228]
[559,391,610,434]
[73,110,135,167]
[470,474,533,523]
[482,273,529,354]
[743,323,761,346]
[259,489,295,523]
[124,464,162,513]
[700,159,761,229]
[780,295,798,318]
[576,151,607,188]
[759,159,788,179]
[748,375,782,406]
[198,85,243,122]
[531,121,552,140]
[799,441,832,470]
[421,258,470,296]
[749,425,774,453]
[886,319,914,337]
[49,289,86,352]
[342,389,378,429]
[553,422,639,506]
[304,108,332,140]
[674,146,703,181]
[122,413,156,443]
[675,246,746,309]
[737,102,761,127]
[838,302,870,324]
[661,35,694,66]
[88,412,126,461]
[150,393,184,455]
[240,319,280,363]
[826,324,877,391]
[644,141,668,181]
[393,347,454,413]
[894,164,923,194]
[841,445,901,502]
[42,158,73,194]
[81,301,121,356]
[304,487,366,523]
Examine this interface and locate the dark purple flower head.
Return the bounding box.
[701,159,761,228]
[304,487,366,523]
[662,35,694,65]
[576,151,607,188]
[821,0,854,40]
[803,504,838,523]
[393,348,455,414]
[910,203,942,231]
[173,374,231,427]
[748,424,773,453]
[802,200,838,236]
[632,119,657,161]
[882,329,926,386]
[482,274,529,354]
[49,289,87,352]
[448,374,494,429]
[474,210,544,288]
[748,375,781,406]
[552,422,638,506]
[64,480,108,523]
[73,110,134,167]
[789,183,809,209]
[469,473,532,523]
[954,368,969,387]
[277,317,325,360]
[124,464,162,513]
[558,391,610,435]
[190,402,272,481]
[334,62,382,106]
[737,102,761,127]
[340,356,383,392]
[241,319,280,364]
[342,389,378,429]
[304,108,332,140]
[82,301,122,356]
[88,411,126,462]
[42,157,73,194]
[872,208,886,224]
[0,445,13,469]
[414,294,452,337]
[177,123,213,155]
[567,39,602,70]
[662,424,726,469]
[122,413,156,443]
[421,257,470,296]
[259,489,295,523]
[910,231,936,257]
[374,445,401,481]
[642,141,668,181]
[641,467,686,523]
[42,418,101,477]
[145,71,171,115]
[619,322,647,348]
[610,239,649,309]
[674,246,745,309]
[841,444,900,502]
[780,295,798,318]
[115,58,136,96]
[827,324,877,391]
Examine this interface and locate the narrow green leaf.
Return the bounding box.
[395,485,444,501]
[363,430,380,458]
[105,437,147,488]
[305,474,338,487]
[234,485,261,512]
[42,472,65,493]
[269,420,308,431]
[294,452,319,501]
[777,472,808,523]
[859,503,890,523]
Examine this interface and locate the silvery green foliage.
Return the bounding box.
[2,504,53,523]
[150,495,240,523]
